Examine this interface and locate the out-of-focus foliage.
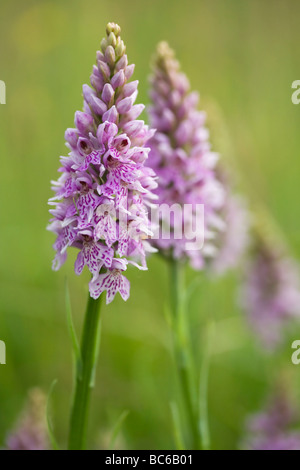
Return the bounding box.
[1,0,300,450]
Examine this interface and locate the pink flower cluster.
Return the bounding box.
[48,23,157,303]
[6,389,49,451]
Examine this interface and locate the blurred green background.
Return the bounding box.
[1,0,300,450]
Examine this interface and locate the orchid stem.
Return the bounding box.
[68,293,102,450]
[169,258,200,450]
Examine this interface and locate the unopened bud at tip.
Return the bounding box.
[106,22,121,37]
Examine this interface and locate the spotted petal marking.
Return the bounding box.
[78,151,103,171]
[75,241,113,277]
[89,269,130,303]
[76,191,102,228]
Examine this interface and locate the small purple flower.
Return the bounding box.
[94,198,117,247]
[89,258,130,303]
[243,392,300,450]
[48,23,157,304]
[6,388,49,451]
[74,238,114,277]
[147,42,226,268]
[241,230,300,348]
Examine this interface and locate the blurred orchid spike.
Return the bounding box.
[147,41,226,269]
[240,211,300,348]
[6,388,49,451]
[243,389,300,450]
[209,167,250,275]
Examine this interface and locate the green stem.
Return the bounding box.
[68,294,102,450]
[168,258,200,450]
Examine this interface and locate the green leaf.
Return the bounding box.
[170,401,185,450]
[199,321,215,450]
[184,275,202,304]
[46,379,60,451]
[109,410,130,450]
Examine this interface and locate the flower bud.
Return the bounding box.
[115,40,126,57]
[122,80,138,98]
[75,111,94,135]
[124,64,135,80]
[102,105,118,123]
[83,85,107,115]
[117,96,133,114]
[107,32,117,47]
[106,22,121,37]
[101,83,115,105]
[64,128,79,148]
[105,45,116,67]
[111,69,125,89]
[98,60,110,80]
[100,37,107,54]
[115,54,128,72]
